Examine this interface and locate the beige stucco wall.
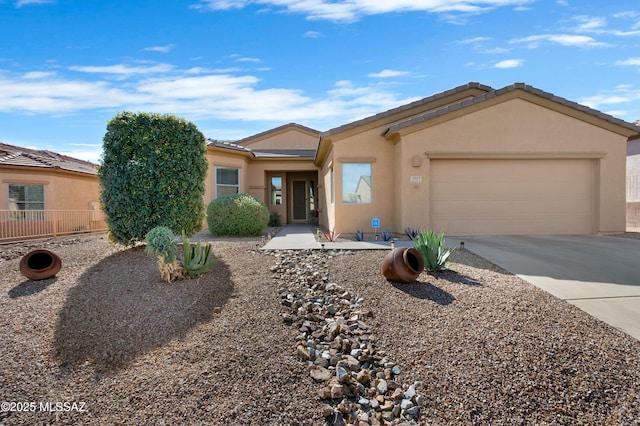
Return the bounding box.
[394,97,627,234]
[0,167,100,211]
[327,125,397,235]
[239,127,319,150]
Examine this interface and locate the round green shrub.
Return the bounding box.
[99,112,208,246]
[207,194,269,237]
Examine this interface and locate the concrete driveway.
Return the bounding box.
[447,235,640,340]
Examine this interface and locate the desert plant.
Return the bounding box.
[269,212,281,227]
[145,226,183,282]
[99,112,208,245]
[382,229,393,241]
[207,193,270,236]
[405,227,419,240]
[354,228,364,241]
[181,233,217,277]
[145,227,217,282]
[145,226,178,263]
[322,228,340,242]
[413,229,454,272]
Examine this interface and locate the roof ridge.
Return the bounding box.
[321,82,494,137]
[385,82,640,135]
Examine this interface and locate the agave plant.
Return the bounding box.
[354,228,364,241]
[405,227,419,240]
[182,233,218,277]
[413,229,454,272]
[382,229,393,241]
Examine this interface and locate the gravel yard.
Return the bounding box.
[1,233,639,425]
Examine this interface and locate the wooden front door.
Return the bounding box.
[292,180,307,222]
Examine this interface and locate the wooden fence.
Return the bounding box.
[0,210,107,243]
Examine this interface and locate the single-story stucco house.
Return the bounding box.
[0,142,104,241]
[205,82,640,236]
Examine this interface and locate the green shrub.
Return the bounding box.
[99,112,208,246]
[145,226,178,263]
[413,229,454,272]
[207,193,269,236]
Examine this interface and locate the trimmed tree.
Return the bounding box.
[99,112,208,245]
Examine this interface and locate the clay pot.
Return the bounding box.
[19,249,62,281]
[381,247,424,283]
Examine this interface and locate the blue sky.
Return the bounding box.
[1,0,639,163]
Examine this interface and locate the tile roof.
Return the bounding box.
[0,142,98,175]
[235,123,319,145]
[385,83,640,135]
[206,138,316,159]
[321,82,494,138]
[206,139,252,153]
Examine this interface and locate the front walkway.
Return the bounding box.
[260,224,414,250]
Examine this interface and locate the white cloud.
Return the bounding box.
[457,36,491,44]
[15,0,54,6]
[616,57,640,66]
[234,57,262,63]
[368,69,410,78]
[303,31,322,38]
[494,58,523,68]
[578,86,640,120]
[0,66,417,125]
[510,34,608,48]
[193,0,534,23]
[143,44,174,53]
[69,63,175,76]
[572,14,640,37]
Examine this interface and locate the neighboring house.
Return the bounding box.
[0,142,104,241]
[627,120,640,228]
[208,82,639,236]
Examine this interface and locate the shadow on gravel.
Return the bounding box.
[53,246,232,373]
[8,277,58,298]
[392,281,455,305]
[430,269,484,287]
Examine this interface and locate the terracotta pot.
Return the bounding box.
[19,249,62,281]
[381,247,424,283]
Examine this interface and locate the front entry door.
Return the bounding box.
[292,180,307,221]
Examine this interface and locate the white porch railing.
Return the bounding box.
[0,210,108,243]
[628,175,640,202]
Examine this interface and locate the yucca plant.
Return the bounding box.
[145,226,184,282]
[413,229,454,272]
[382,229,393,241]
[354,229,364,241]
[182,233,218,277]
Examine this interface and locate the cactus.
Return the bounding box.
[182,233,218,277]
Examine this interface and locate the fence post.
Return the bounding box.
[53,210,58,237]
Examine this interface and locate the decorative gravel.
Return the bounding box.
[0,233,638,425]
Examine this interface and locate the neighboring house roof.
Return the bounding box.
[0,142,97,175]
[385,83,640,137]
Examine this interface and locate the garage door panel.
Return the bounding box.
[431,159,593,236]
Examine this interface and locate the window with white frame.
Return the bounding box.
[8,184,45,220]
[216,167,239,197]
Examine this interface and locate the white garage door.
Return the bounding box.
[430,159,594,236]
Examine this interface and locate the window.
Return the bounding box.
[8,184,45,220]
[330,166,334,204]
[216,167,239,197]
[271,176,282,205]
[342,163,371,204]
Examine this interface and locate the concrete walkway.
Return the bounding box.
[261,225,413,250]
[448,235,640,341]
